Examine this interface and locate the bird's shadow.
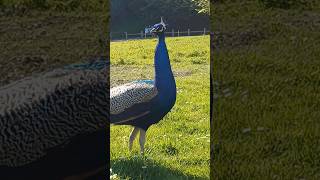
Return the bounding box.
[111,156,206,180]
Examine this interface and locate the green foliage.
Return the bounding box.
[111,0,198,18]
[0,0,108,11]
[110,0,209,32]
[192,0,210,14]
[111,36,210,179]
[258,0,315,9]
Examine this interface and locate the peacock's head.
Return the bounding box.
[149,17,167,35]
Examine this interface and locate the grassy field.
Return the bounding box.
[0,11,108,86]
[0,8,108,179]
[211,0,320,179]
[110,36,210,179]
[0,0,108,12]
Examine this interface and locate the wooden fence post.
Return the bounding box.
[112,28,209,41]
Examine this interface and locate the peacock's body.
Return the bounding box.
[0,60,109,179]
[0,17,176,178]
[110,18,176,153]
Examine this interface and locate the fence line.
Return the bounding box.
[111,28,209,41]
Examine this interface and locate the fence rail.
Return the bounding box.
[111,28,209,41]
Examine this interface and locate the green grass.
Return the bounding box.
[0,11,108,86]
[0,0,108,12]
[211,0,320,179]
[110,36,210,179]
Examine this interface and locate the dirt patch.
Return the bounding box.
[174,70,193,77]
[212,11,320,50]
[282,11,320,29]
[211,29,267,50]
[0,11,108,86]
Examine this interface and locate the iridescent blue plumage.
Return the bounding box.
[110,18,176,153]
[0,59,109,179]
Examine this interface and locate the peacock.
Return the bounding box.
[110,18,176,154]
[0,60,109,179]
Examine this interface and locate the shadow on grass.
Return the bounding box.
[111,156,206,180]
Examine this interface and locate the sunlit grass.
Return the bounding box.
[111,36,210,179]
[0,0,108,11]
[211,1,320,179]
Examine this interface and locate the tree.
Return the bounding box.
[192,0,210,14]
[110,0,210,32]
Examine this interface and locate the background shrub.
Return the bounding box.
[0,0,108,12]
[258,0,315,9]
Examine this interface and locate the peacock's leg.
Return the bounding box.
[129,126,139,151]
[139,128,146,154]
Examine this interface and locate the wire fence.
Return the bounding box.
[111,28,209,41]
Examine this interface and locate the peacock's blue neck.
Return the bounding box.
[154,33,176,97]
